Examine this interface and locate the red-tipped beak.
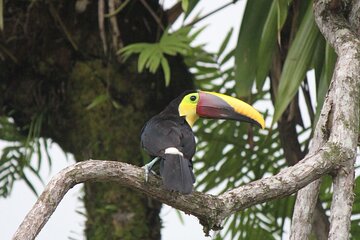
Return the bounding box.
[196,91,265,128]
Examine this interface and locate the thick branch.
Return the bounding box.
[13,142,351,240]
[314,1,360,55]
[290,80,333,238]
[291,0,360,239]
[313,201,330,240]
[326,49,359,240]
[329,160,356,240]
[349,0,360,33]
[315,1,360,239]
[290,73,333,239]
[290,180,322,240]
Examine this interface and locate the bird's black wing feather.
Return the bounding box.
[141,115,196,194]
[141,117,183,157]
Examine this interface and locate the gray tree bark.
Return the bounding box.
[290,0,360,239]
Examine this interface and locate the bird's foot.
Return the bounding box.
[142,157,159,182]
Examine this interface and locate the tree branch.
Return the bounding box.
[349,0,360,33]
[314,1,360,55]
[314,1,360,239]
[290,93,333,238]
[98,0,107,55]
[291,0,360,239]
[329,161,355,240]
[165,2,182,25]
[290,180,322,240]
[313,201,330,240]
[12,142,351,240]
[108,0,123,51]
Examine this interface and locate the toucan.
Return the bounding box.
[140,90,265,194]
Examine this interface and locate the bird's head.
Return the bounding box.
[178,91,265,128]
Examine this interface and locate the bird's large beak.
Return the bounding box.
[196,91,265,129]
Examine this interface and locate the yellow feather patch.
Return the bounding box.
[178,93,199,127]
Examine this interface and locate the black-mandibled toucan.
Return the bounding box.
[140,90,265,194]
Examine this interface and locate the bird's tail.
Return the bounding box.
[160,153,195,194]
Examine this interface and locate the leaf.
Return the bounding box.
[0,0,3,31]
[272,3,320,124]
[0,116,48,198]
[161,57,171,86]
[220,49,235,66]
[181,0,189,12]
[119,27,194,86]
[175,210,185,224]
[188,25,206,42]
[184,0,200,19]
[312,36,326,84]
[276,0,292,38]
[138,46,157,72]
[0,117,25,141]
[218,27,233,56]
[86,94,109,110]
[43,138,53,169]
[256,0,292,91]
[147,51,162,73]
[36,138,42,171]
[21,172,39,196]
[118,43,148,59]
[234,0,272,97]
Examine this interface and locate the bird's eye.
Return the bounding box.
[190,95,197,101]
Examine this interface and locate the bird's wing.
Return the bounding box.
[141,118,183,157]
[141,117,196,194]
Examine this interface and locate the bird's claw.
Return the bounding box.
[142,165,150,182]
[142,157,159,182]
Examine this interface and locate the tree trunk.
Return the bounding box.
[291,0,360,239]
[0,0,192,239]
[269,2,330,238]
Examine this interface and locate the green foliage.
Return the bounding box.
[218,197,294,240]
[181,0,189,12]
[182,0,200,18]
[256,0,292,91]
[182,29,304,238]
[0,0,3,31]
[86,94,109,110]
[118,27,195,86]
[234,0,272,97]
[233,0,293,97]
[180,0,347,234]
[273,3,321,124]
[0,116,49,198]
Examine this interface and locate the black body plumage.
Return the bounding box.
[141,92,196,194]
